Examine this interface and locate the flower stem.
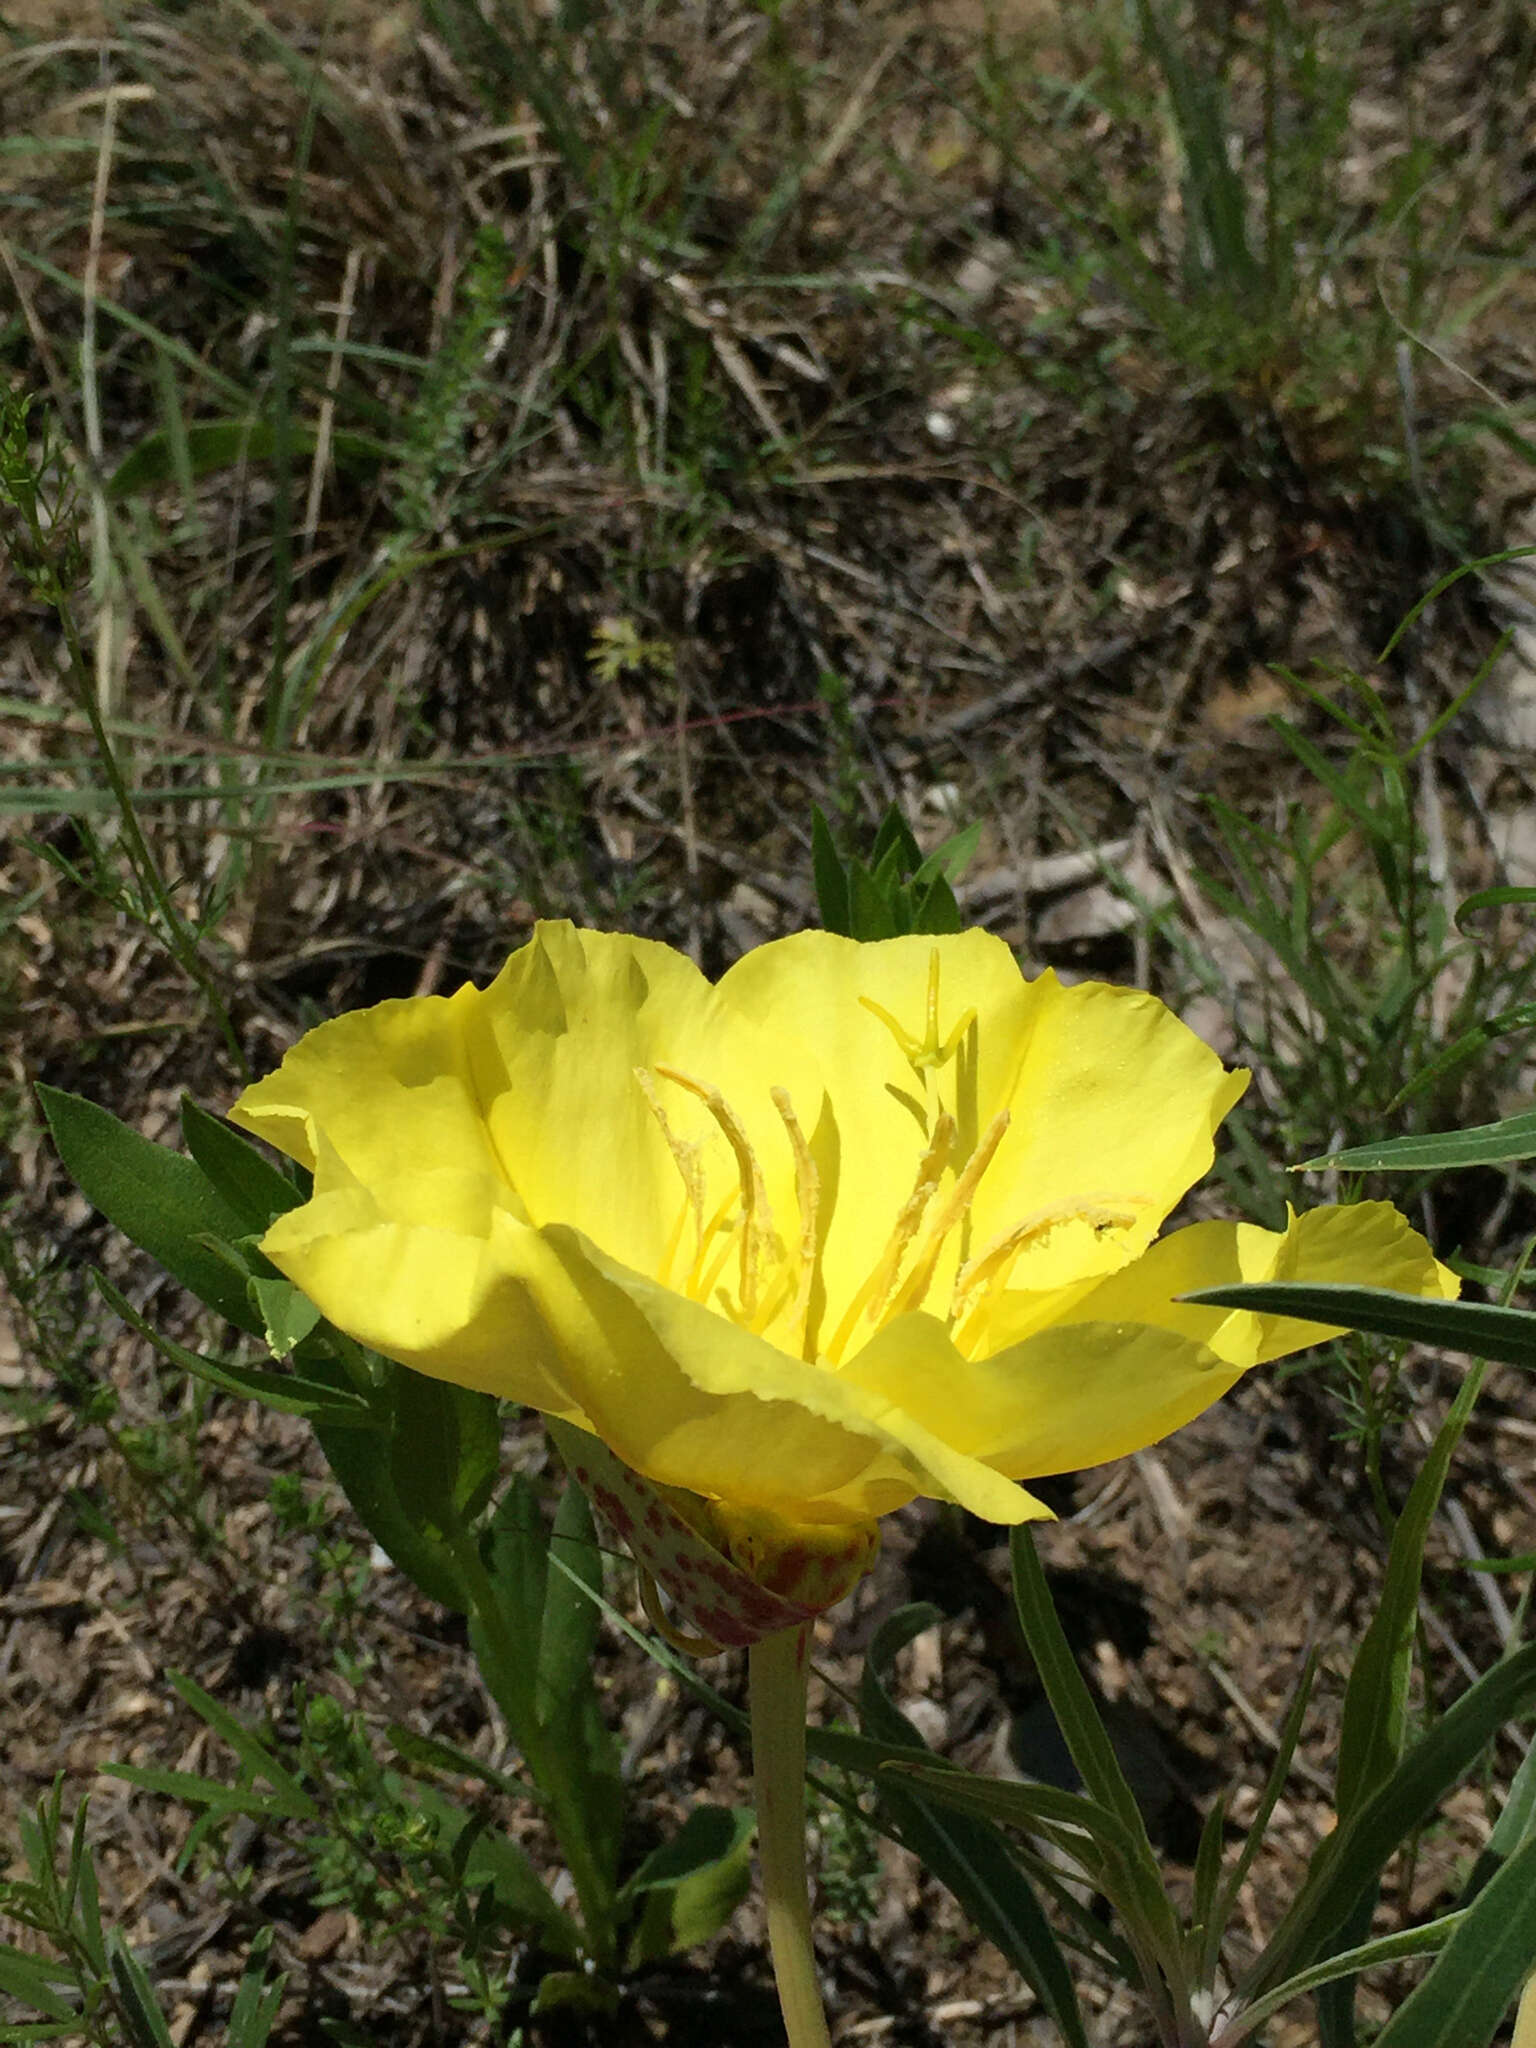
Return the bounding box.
[749,1624,832,2048]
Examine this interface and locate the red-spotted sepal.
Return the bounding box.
[549,1421,878,1652]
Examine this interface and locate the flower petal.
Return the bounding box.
[721,930,1249,1320]
[719,929,1032,1325]
[974,975,1248,1292]
[231,981,509,1189]
[842,1309,1244,1477]
[537,1226,1050,1527]
[1043,1198,1459,1365]
[256,1153,586,1417]
[465,922,827,1288]
[843,1201,1456,1480]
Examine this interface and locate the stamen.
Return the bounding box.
[883,1108,1012,1321]
[635,1067,706,1257]
[689,1189,746,1304]
[824,1112,957,1363]
[656,1064,779,1317]
[951,1196,1148,1332]
[770,1086,820,1352]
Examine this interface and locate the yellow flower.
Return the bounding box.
[232,922,1454,1635]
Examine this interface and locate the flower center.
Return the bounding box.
[637,954,1150,1363]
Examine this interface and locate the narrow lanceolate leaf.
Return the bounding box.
[1221,1914,1465,2046]
[1183,1282,1536,1371]
[860,1605,1091,2048]
[1242,1642,1536,2002]
[1463,1731,1536,1903]
[38,1085,260,1333]
[179,1097,305,1232]
[1336,1363,1486,1820]
[1371,1831,1536,2048]
[95,1275,372,1427]
[1010,1529,1181,1960]
[1301,1109,1536,1172]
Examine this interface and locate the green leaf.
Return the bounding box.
[913,818,982,892]
[38,1085,260,1333]
[1010,1530,1180,1956]
[1463,1732,1536,1903]
[848,859,897,940]
[225,1926,285,2048]
[1204,1653,1318,1989]
[483,1472,550,1663]
[536,1484,623,1890]
[1372,1831,1536,2048]
[388,1371,501,1542]
[1242,1642,1536,2001]
[105,1767,312,1827]
[1456,883,1536,928]
[410,1784,583,1958]
[812,806,852,935]
[910,871,964,933]
[1182,1282,1536,1371]
[1220,1914,1464,2045]
[249,1275,322,1358]
[622,1806,756,1965]
[620,1804,753,1900]
[1386,1004,1536,1113]
[107,419,388,499]
[530,1970,621,2017]
[179,1098,305,1231]
[165,1673,315,1810]
[871,803,921,871]
[537,1481,605,1725]
[385,1725,526,1797]
[0,1947,79,2024]
[107,1930,176,2048]
[660,1814,755,1953]
[860,1605,1091,2047]
[68,1809,104,1975]
[1301,1110,1536,1172]
[878,1757,1154,1876]
[94,1274,372,1427]
[315,1377,469,1612]
[1337,1362,1485,1819]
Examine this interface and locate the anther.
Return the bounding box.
[636,1067,706,1251]
[951,1196,1147,1335]
[825,1113,957,1362]
[884,1108,1012,1321]
[655,1065,780,1317]
[770,1086,820,1351]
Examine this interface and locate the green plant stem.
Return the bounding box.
[749,1624,831,2048]
[443,1520,617,1969]
[30,536,246,1075]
